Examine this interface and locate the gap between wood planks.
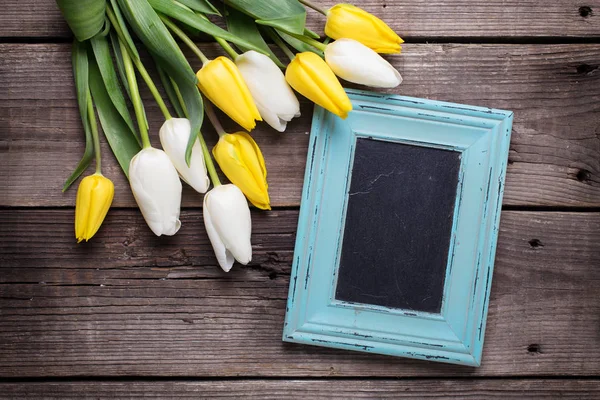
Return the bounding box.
[2,36,600,45]
[0,379,598,400]
[1,375,600,382]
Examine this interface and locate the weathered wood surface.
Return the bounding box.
[1,0,599,395]
[0,379,599,399]
[2,43,599,208]
[2,0,600,38]
[1,210,599,377]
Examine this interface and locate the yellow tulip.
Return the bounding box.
[75,174,114,242]
[212,132,271,210]
[285,52,352,119]
[325,4,404,54]
[196,56,262,131]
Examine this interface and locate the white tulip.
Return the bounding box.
[203,184,252,272]
[159,118,210,194]
[236,50,301,132]
[129,147,182,236]
[325,38,402,88]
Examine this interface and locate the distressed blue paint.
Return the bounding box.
[282,89,513,367]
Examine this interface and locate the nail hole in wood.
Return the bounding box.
[528,239,544,248]
[576,63,598,75]
[382,4,387,8]
[507,158,515,165]
[576,168,591,182]
[269,271,278,280]
[527,343,542,353]
[579,6,593,17]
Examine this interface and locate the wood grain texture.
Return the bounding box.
[1,43,599,208]
[1,210,598,377]
[0,379,599,399]
[1,0,598,395]
[2,0,600,38]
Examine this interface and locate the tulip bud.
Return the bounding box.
[196,56,262,131]
[75,174,114,242]
[325,4,404,54]
[235,51,301,132]
[285,52,352,119]
[159,118,210,194]
[204,184,252,272]
[325,39,402,88]
[129,147,182,236]
[213,132,271,210]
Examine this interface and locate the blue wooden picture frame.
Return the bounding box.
[282,89,513,367]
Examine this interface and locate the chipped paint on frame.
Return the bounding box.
[283,89,513,367]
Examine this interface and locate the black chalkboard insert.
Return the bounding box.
[335,138,461,314]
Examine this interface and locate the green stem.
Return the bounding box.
[131,57,172,120]
[199,133,221,187]
[108,7,171,121]
[170,75,187,116]
[106,7,130,55]
[215,37,239,60]
[298,0,328,15]
[173,0,194,12]
[266,29,295,61]
[196,13,239,61]
[289,32,327,52]
[86,89,102,174]
[119,39,151,149]
[200,101,223,186]
[203,100,226,138]
[160,15,210,65]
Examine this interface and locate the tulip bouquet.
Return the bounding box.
[57,0,403,272]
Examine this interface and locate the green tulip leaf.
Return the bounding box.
[255,16,305,36]
[89,58,142,177]
[224,0,306,35]
[109,32,129,96]
[117,0,196,86]
[109,0,140,60]
[63,40,94,192]
[90,34,137,136]
[177,79,204,166]
[225,6,284,68]
[109,30,148,138]
[148,0,265,54]
[56,0,107,41]
[176,0,221,15]
[277,29,324,58]
[116,0,204,154]
[99,18,112,37]
[304,27,320,39]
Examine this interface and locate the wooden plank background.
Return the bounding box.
[2,0,600,38]
[2,43,599,208]
[1,210,599,377]
[1,0,599,398]
[0,379,599,399]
